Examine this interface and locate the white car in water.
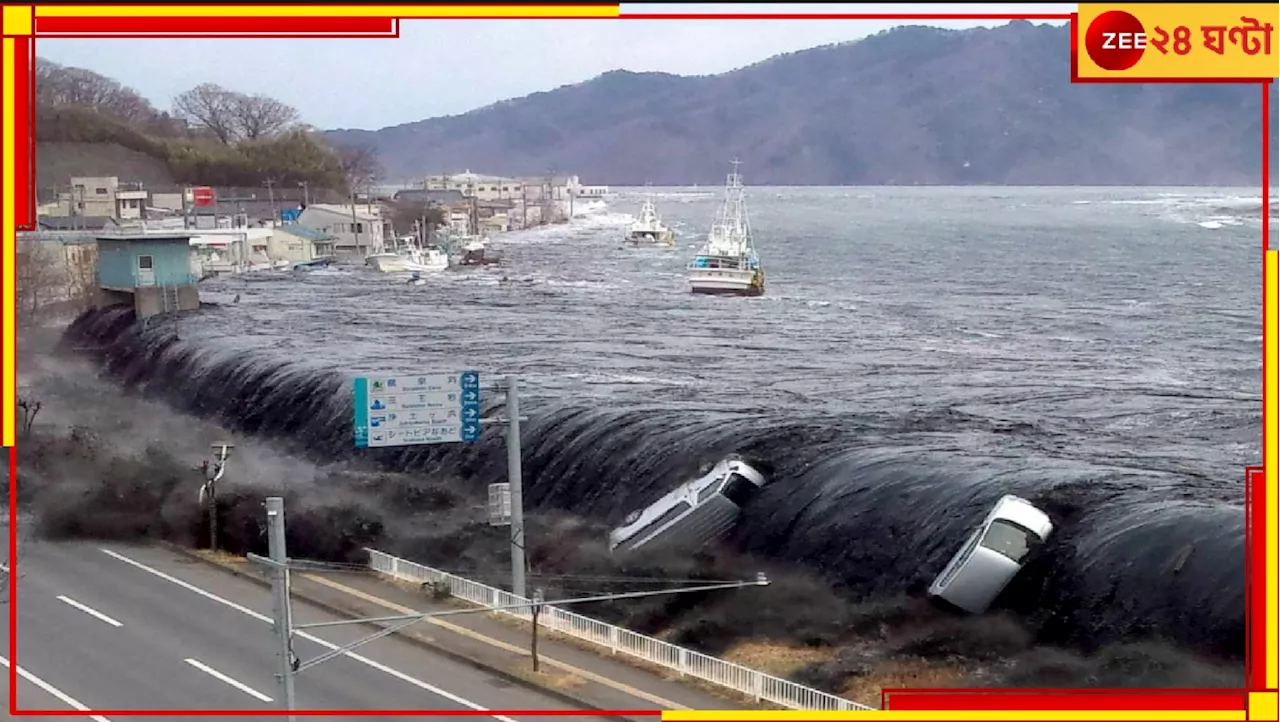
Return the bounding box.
[927,494,1054,615]
[608,456,768,554]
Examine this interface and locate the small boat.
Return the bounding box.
[608,456,768,554]
[626,194,676,247]
[366,235,450,273]
[453,236,502,267]
[686,159,764,296]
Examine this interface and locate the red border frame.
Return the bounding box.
[4,3,1275,718]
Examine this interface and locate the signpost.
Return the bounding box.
[351,371,526,598]
[353,371,481,448]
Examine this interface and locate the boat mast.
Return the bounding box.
[719,158,752,251]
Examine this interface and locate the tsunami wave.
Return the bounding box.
[60,305,1246,661]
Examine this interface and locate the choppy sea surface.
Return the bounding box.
[66,185,1276,658]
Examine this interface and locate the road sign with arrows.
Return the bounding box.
[353,371,482,447]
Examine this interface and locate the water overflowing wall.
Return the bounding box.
[60,306,1246,659]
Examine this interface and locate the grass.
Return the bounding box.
[842,658,969,709]
[722,641,833,678]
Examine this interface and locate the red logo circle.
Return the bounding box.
[1084,10,1147,71]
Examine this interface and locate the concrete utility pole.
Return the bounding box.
[265,179,277,225]
[505,376,527,599]
[264,497,297,719]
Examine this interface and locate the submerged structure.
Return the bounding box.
[95,233,201,319]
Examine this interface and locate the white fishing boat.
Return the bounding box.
[686,159,764,296]
[366,235,450,273]
[626,195,675,246]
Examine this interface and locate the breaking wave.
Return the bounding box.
[60,305,1246,660]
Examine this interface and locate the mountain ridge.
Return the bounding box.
[324,21,1278,186]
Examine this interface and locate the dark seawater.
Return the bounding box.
[63,186,1275,659]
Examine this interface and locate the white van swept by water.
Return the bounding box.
[608,457,768,554]
[927,494,1054,615]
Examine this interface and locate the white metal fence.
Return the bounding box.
[364,548,874,711]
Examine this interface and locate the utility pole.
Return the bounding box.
[349,188,364,256]
[265,497,297,719]
[521,184,528,229]
[201,443,233,553]
[265,179,277,225]
[505,376,527,599]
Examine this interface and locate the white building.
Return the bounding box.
[269,225,336,264]
[64,177,151,220]
[425,171,525,202]
[295,203,390,260]
[189,228,276,276]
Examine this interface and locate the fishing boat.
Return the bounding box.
[366,235,449,273]
[626,195,676,246]
[454,236,502,267]
[686,159,764,296]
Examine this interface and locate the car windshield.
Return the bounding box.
[979,520,1039,563]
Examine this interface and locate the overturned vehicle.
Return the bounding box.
[608,456,768,555]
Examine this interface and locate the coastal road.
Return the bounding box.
[2,539,616,721]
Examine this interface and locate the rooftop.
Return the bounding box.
[276,224,336,242]
[394,189,468,204]
[304,203,382,221]
[96,233,195,243]
[38,215,118,231]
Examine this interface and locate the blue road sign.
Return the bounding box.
[353,371,482,448]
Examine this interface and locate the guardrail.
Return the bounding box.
[365,548,874,711]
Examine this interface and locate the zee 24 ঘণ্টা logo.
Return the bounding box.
[1084,9,1273,71]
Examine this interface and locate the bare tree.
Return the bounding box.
[231,93,299,140]
[335,143,383,194]
[172,83,239,144]
[62,243,100,313]
[15,239,63,327]
[36,57,158,125]
[388,199,447,238]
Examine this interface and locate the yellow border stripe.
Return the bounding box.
[2,37,14,448]
[1249,692,1277,721]
[2,6,33,36]
[1266,249,1278,691]
[34,5,619,18]
[662,713,1244,721]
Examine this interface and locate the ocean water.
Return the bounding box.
[64,185,1275,659]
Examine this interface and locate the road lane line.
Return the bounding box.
[183,658,274,703]
[304,573,686,709]
[0,653,113,722]
[56,595,123,628]
[100,548,521,722]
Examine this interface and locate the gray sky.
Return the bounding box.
[36,3,1071,131]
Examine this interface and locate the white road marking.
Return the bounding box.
[100,548,521,722]
[184,658,274,703]
[57,595,123,628]
[0,653,113,722]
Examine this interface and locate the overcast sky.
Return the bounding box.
[35,3,1071,131]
